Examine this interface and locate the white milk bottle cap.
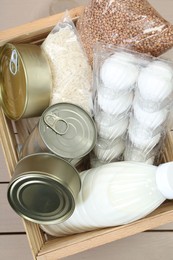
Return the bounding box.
[156,162,173,199]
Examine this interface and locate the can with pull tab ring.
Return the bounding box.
[20,102,97,170]
[7,153,81,224]
[0,43,52,120]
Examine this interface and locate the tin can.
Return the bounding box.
[20,103,97,169]
[0,43,52,120]
[7,153,81,224]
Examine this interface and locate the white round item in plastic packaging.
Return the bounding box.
[138,64,173,104]
[123,144,155,164]
[93,137,125,162]
[100,52,139,92]
[133,101,168,130]
[95,111,129,139]
[128,119,161,150]
[146,60,173,81]
[97,88,134,115]
[111,52,138,64]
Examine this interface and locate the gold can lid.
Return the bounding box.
[7,153,81,224]
[0,44,27,120]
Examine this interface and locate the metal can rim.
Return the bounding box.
[7,153,81,225]
[39,102,97,159]
[8,174,75,224]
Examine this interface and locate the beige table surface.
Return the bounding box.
[0,0,173,259]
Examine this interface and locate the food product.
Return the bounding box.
[147,60,173,80]
[97,88,133,115]
[133,101,168,130]
[94,46,173,164]
[93,137,125,162]
[42,16,93,114]
[138,61,173,105]
[123,141,156,164]
[76,0,173,63]
[95,111,129,139]
[40,161,173,236]
[20,103,97,169]
[100,52,139,92]
[128,120,161,150]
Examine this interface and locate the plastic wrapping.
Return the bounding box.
[93,45,138,163]
[99,52,139,93]
[76,0,173,64]
[133,101,168,131]
[123,145,155,165]
[93,44,173,164]
[124,58,173,163]
[90,153,106,168]
[93,137,125,163]
[41,13,93,115]
[124,118,164,164]
[137,60,173,111]
[40,161,173,237]
[97,88,134,115]
[94,111,129,140]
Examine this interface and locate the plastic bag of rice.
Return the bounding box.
[41,13,93,115]
[76,0,173,64]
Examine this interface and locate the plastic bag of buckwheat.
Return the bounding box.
[76,0,173,65]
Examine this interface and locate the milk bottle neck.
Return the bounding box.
[156,162,173,200]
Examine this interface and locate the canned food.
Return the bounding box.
[0,43,52,120]
[20,103,97,169]
[7,153,81,224]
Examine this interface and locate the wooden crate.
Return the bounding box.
[1,6,173,260]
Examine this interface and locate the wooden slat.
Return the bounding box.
[14,120,31,145]
[0,109,45,258]
[0,140,10,182]
[0,0,51,31]
[61,232,173,260]
[154,222,173,230]
[2,231,173,260]
[0,6,84,46]
[37,202,173,260]
[0,184,25,232]
[0,108,18,175]
[14,117,39,145]
[0,235,33,260]
[162,131,173,162]
[23,220,46,260]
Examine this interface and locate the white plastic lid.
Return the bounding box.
[156,162,173,199]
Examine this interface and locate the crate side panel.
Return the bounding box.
[0,6,84,46]
[37,202,173,259]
